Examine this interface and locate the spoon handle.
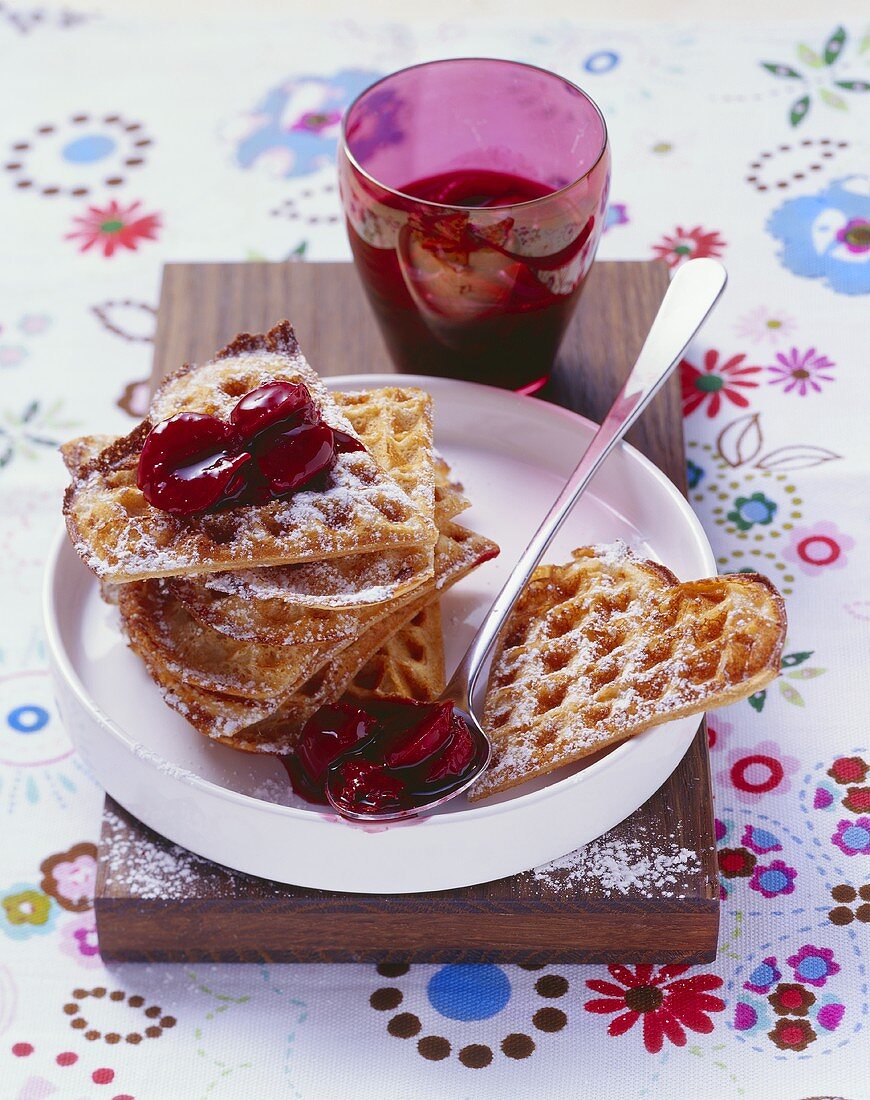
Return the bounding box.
[450,257,728,703]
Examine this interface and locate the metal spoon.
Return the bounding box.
[327,258,728,822]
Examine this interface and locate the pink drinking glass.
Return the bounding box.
[339,58,610,393]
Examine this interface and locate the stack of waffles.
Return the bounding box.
[61,322,499,754]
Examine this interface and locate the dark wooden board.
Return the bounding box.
[95,260,719,964]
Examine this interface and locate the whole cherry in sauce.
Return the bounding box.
[230,380,316,437]
[282,704,377,805]
[281,697,482,820]
[136,412,253,516]
[137,380,363,516]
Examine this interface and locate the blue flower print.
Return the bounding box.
[767,176,870,295]
[233,70,383,179]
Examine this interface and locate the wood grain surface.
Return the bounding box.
[96,259,719,964]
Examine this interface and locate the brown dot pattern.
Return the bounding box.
[270,184,339,225]
[458,1043,493,1069]
[745,139,849,193]
[533,1007,567,1033]
[4,112,152,197]
[502,1033,535,1059]
[535,975,569,998]
[829,884,870,925]
[370,988,403,1011]
[376,962,409,978]
[417,1035,451,1060]
[91,299,157,345]
[387,1013,421,1039]
[372,964,570,1069]
[62,987,176,1045]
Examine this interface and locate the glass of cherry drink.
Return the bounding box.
[339,58,610,394]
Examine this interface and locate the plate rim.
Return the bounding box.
[44,373,716,829]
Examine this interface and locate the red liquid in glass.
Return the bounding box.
[346,169,595,393]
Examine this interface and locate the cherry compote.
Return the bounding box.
[281,697,483,819]
[137,381,363,516]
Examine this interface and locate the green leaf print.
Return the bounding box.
[779,682,805,707]
[790,95,811,125]
[786,667,826,680]
[761,61,803,78]
[823,26,847,65]
[749,690,767,713]
[819,88,847,110]
[781,651,813,667]
[834,79,870,92]
[797,43,823,67]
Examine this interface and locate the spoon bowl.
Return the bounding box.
[324,705,491,823]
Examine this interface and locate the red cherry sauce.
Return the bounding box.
[137,381,365,516]
[346,168,595,392]
[281,697,483,818]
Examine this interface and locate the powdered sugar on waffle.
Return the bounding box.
[64,334,437,583]
[182,386,439,610]
[201,549,429,608]
[473,545,786,800]
[68,446,430,581]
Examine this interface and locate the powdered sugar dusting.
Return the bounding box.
[530,832,701,897]
[102,808,286,899]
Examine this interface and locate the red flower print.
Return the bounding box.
[681,349,761,417]
[769,1017,816,1052]
[843,786,870,814]
[585,964,725,1053]
[66,199,162,258]
[718,847,756,878]
[768,982,815,1017]
[651,225,726,269]
[828,756,868,786]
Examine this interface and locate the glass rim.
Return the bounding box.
[339,56,609,213]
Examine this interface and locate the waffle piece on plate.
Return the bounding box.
[62,323,436,583]
[117,560,434,703]
[470,543,787,801]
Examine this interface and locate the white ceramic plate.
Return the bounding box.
[44,374,715,894]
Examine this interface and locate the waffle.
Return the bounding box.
[167,387,452,622]
[433,454,470,523]
[117,579,329,701]
[116,547,442,701]
[345,600,445,703]
[470,544,787,800]
[62,322,436,583]
[60,405,461,644]
[164,520,499,750]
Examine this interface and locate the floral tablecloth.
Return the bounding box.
[1,8,868,1099]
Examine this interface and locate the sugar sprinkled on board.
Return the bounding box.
[101,809,287,899]
[530,832,701,898]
